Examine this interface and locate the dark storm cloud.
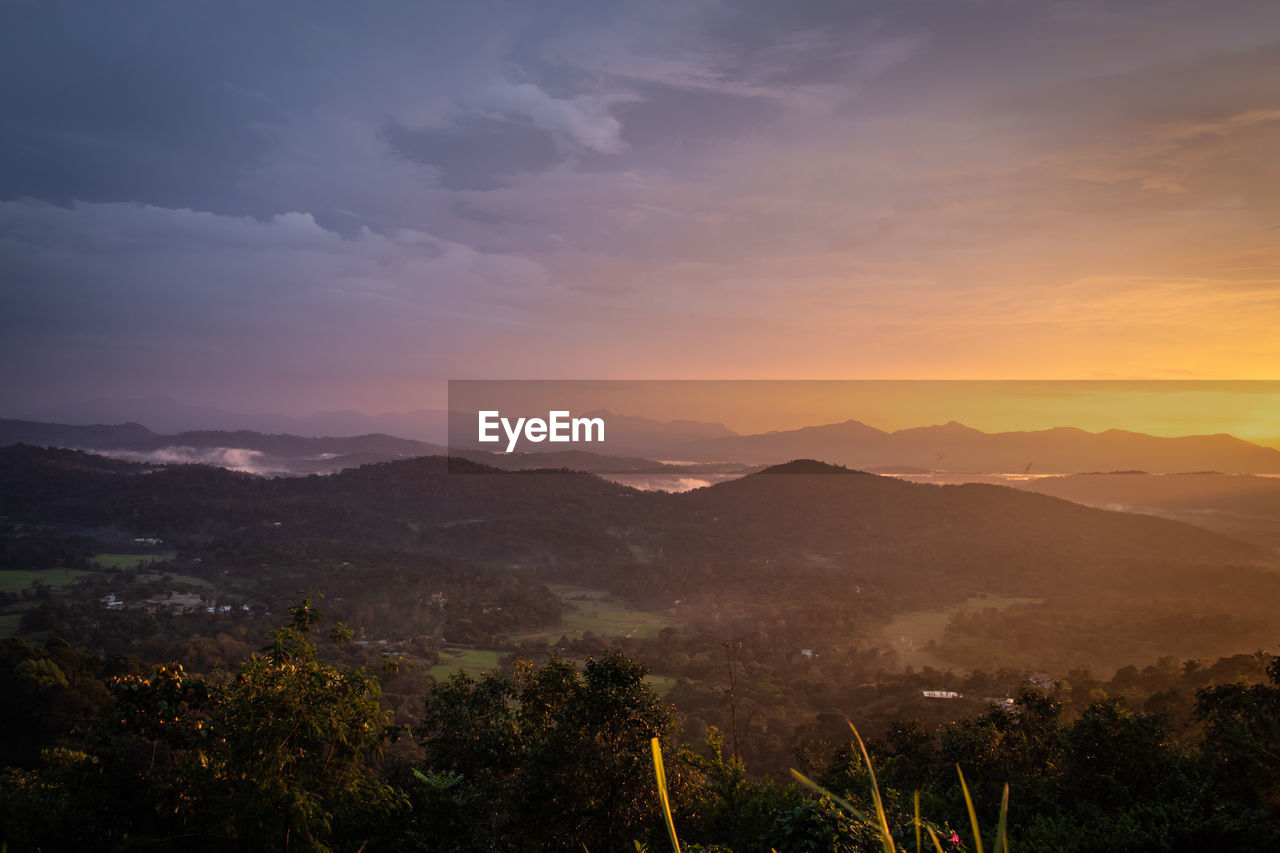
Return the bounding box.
[1,1,300,213]
[0,0,544,219]
[0,0,921,229]
[2,0,1279,414]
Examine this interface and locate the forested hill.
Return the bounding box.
[1,447,1267,610]
[664,461,1267,591]
[0,445,650,561]
[0,417,440,457]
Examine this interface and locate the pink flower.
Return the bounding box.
[949,832,960,844]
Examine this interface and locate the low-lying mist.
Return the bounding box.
[90,446,294,476]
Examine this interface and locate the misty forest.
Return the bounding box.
[4,416,1280,852]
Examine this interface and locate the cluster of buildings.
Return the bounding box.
[99,591,254,615]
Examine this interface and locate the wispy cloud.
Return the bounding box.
[477,80,634,154]
[1159,108,1280,140]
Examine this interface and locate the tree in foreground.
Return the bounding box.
[1,600,403,851]
[1194,654,1280,846]
[413,652,679,852]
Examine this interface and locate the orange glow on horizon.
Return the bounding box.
[446,381,1280,448]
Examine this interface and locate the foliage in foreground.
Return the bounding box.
[1,601,402,851]
[5,607,1280,851]
[408,652,680,852]
[653,725,982,853]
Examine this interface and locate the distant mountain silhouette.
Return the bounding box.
[676,420,887,465]
[0,418,749,479]
[21,396,450,442]
[753,459,861,475]
[8,412,1280,477]
[680,420,1280,474]
[0,419,158,449]
[0,418,445,475]
[24,396,249,434]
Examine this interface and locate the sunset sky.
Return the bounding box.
[2,1,1279,427]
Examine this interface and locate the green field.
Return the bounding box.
[426,586,674,681]
[93,552,176,569]
[511,584,674,644]
[427,647,504,680]
[881,594,1043,669]
[644,674,677,694]
[0,568,105,593]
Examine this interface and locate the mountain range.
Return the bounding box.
[6,410,1280,477]
[0,418,446,476]
[0,446,1267,612]
[677,420,1280,474]
[20,395,451,443]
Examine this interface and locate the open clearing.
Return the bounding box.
[644,674,676,694]
[93,552,176,569]
[882,594,1043,669]
[427,647,504,681]
[511,584,674,644]
[427,585,675,681]
[0,569,105,593]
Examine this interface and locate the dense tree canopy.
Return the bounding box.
[412,652,678,852]
[1,601,402,852]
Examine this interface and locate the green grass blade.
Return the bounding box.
[914,790,922,853]
[993,783,1009,853]
[848,720,897,853]
[956,765,984,853]
[791,768,895,853]
[650,737,681,853]
[790,769,872,823]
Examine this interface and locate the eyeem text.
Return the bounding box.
[477,410,605,453]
